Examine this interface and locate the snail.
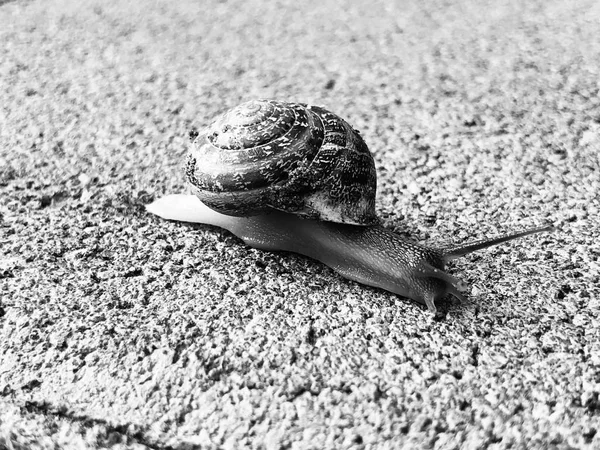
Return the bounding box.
[147,100,553,313]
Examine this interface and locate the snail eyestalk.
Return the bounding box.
[442,225,555,261]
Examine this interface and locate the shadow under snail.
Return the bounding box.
[147,99,553,313]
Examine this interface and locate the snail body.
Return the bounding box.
[148,100,553,313]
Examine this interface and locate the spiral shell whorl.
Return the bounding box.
[186,100,377,225]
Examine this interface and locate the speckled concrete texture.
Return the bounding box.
[1,0,599,448]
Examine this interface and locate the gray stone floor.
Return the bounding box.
[1,0,598,448]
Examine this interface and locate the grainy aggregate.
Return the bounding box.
[0,0,599,449]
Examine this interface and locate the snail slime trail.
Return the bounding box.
[148,100,554,314]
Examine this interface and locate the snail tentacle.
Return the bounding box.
[442,225,555,261]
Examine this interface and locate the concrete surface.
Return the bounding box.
[1,0,599,448]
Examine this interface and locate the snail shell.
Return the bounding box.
[185,100,378,225]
